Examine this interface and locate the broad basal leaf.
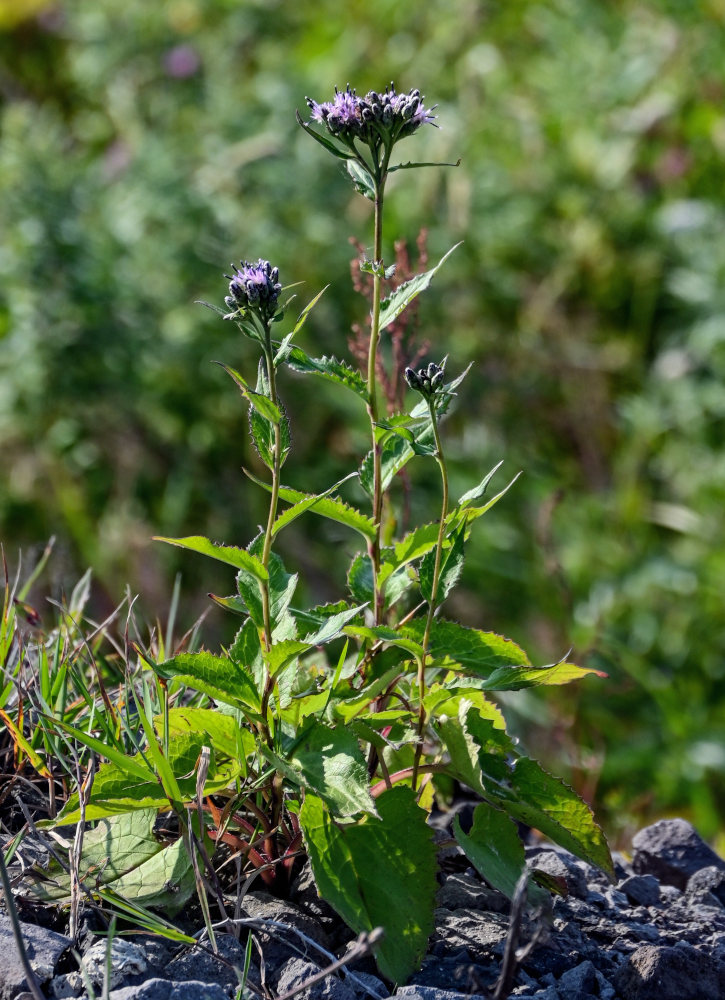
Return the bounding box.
[300,787,438,982]
[453,803,537,903]
[29,809,195,913]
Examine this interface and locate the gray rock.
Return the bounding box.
[557,959,598,996]
[394,988,487,1000]
[82,939,148,988]
[436,873,509,914]
[432,907,508,957]
[344,971,387,999]
[276,957,356,1000]
[240,891,333,974]
[108,979,229,1000]
[686,865,725,906]
[632,819,725,889]
[613,941,725,1000]
[527,850,589,900]
[48,971,85,998]
[618,874,660,907]
[0,915,71,999]
[165,933,248,990]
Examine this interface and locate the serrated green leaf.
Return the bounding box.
[285,347,368,400]
[267,638,309,678]
[300,787,438,982]
[237,542,297,632]
[419,522,465,604]
[264,722,375,817]
[449,471,522,528]
[403,619,531,674]
[377,523,441,589]
[154,651,261,712]
[424,685,506,729]
[332,665,404,722]
[159,707,255,761]
[479,659,607,691]
[379,244,461,331]
[153,535,267,582]
[272,483,374,541]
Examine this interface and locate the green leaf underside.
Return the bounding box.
[29,809,195,913]
[403,619,530,673]
[419,522,465,604]
[53,733,240,824]
[237,543,297,632]
[439,708,613,878]
[331,666,404,722]
[424,685,506,730]
[153,536,267,582]
[378,523,441,587]
[453,804,527,901]
[264,722,374,818]
[480,660,607,691]
[345,625,423,660]
[300,787,438,982]
[379,243,461,332]
[154,651,260,712]
[250,406,291,471]
[303,603,367,645]
[285,348,368,399]
[347,160,375,199]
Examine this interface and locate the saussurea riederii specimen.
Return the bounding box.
[34,83,614,984]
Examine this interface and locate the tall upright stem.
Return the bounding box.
[413,399,449,789]
[259,335,283,733]
[367,174,386,625]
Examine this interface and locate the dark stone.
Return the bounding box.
[686,865,725,906]
[557,958,598,996]
[527,849,589,900]
[432,908,508,958]
[0,915,71,999]
[164,933,249,990]
[632,819,725,889]
[618,874,661,907]
[406,955,497,993]
[436,873,509,914]
[613,942,725,1000]
[108,980,229,1000]
[275,957,357,1000]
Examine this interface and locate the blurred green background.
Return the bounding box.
[2,0,725,847]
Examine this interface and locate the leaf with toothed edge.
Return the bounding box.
[285,347,368,399]
[379,243,461,331]
[153,535,267,581]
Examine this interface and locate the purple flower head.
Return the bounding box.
[305,82,436,151]
[224,259,281,322]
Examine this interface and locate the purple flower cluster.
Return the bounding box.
[306,83,436,146]
[224,259,281,322]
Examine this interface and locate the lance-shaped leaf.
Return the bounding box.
[303,602,368,645]
[295,110,356,160]
[448,471,522,528]
[262,721,375,818]
[379,244,461,331]
[215,362,282,423]
[246,468,376,541]
[458,460,504,506]
[274,286,328,366]
[153,535,267,582]
[236,543,297,632]
[478,658,607,692]
[154,651,261,712]
[285,347,368,400]
[300,787,438,982]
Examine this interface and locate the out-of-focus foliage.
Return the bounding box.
[1,0,725,843]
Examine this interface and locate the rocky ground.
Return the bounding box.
[3,818,725,1000]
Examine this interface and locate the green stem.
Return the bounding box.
[412,398,449,789]
[367,179,385,625]
[259,334,283,735]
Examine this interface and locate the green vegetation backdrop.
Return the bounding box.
[2,0,725,845]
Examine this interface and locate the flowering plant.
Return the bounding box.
[45,84,613,984]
